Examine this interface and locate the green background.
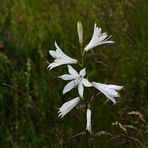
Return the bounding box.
[0,0,148,147]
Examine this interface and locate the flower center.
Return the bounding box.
[73,75,83,87]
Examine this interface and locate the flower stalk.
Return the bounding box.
[47,21,123,134]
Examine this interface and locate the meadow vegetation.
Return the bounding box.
[0,0,148,147]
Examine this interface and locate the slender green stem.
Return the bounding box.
[80,45,85,67]
[86,130,88,148]
[80,43,88,148]
[85,101,89,148]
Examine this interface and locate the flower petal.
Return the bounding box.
[78,82,84,98]
[108,85,123,90]
[92,82,123,104]
[58,97,80,118]
[47,59,69,69]
[96,41,114,46]
[105,94,116,104]
[95,85,117,104]
[47,62,62,70]
[82,78,92,87]
[68,65,78,76]
[84,23,114,51]
[93,82,119,97]
[49,50,57,58]
[47,58,77,69]
[84,23,101,51]
[55,42,68,58]
[79,68,86,77]
[63,80,78,94]
[59,74,76,80]
[55,42,77,63]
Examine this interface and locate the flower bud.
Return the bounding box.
[86,109,92,133]
[77,21,83,45]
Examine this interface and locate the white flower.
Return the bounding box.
[47,42,77,69]
[59,65,92,98]
[86,109,92,133]
[92,82,123,104]
[58,97,80,118]
[84,23,114,51]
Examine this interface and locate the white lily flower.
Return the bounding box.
[58,97,80,118]
[86,109,92,133]
[84,23,114,51]
[59,65,92,98]
[92,82,123,104]
[47,42,77,69]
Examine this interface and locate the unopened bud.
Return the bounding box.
[77,21,83,45]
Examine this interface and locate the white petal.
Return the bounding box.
[54,41,77,63]
[86,109,92,133]
[82,78,92,87]
[55,41,63,55]
[55,41,60,49]
[84,23,114,51]
[55,41,77,63]
[79,68,86,77]
[58,97,80,118]
[55,43,67,58]
[92,82,122,104]
[96,41,114,46]
[63,80,78,94]
[59,74,76,80]
[68,65,78,76]
[84,24,101,51]
[108,85,123,90]
[98,34,108,42]
[78,82,84,98]
[48,42,78,70]
[105,94,116,104]
[47,59,66,69]
[93,82,119,97]
[49,50,57,58]
[47,59,76,70]
[55,43,70,59]
[93,23,102,38]
[47,62,62,70]
[96,86,116,104]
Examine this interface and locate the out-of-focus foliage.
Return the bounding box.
[0,0,148,147]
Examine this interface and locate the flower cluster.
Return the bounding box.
[48,21,123,133]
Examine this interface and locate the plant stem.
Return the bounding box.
[85,101,89,148]
[80,45,85,67]
[86,130,88,148]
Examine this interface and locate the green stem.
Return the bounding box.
[86,130,88,148]
[85,101,89,148]
[80,45,85,67]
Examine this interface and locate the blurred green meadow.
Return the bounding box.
[0,0,148,147]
